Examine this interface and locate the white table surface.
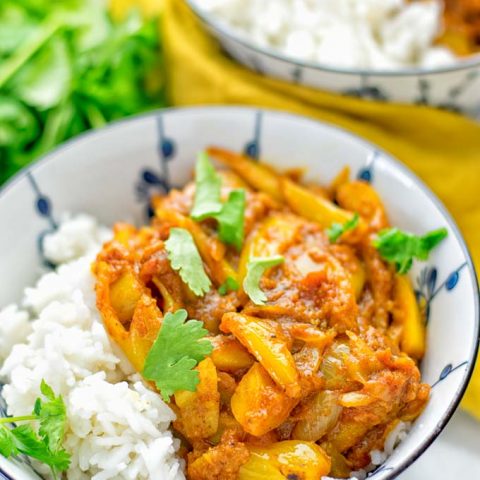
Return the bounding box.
[399,410,480,478]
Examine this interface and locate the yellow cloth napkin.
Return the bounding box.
[121,0,480,418]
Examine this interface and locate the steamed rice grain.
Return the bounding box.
[0,215,185,480]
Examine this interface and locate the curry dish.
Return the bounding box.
[441,0,480,55]
[93,148,432,479]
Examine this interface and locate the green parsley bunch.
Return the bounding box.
[0,0,165,184]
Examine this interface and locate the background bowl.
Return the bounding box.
[186,0,480,116]
[0,106,478,480]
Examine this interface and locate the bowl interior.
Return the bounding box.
[0,106,478,480]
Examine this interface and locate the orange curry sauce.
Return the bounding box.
[440,0,480,55]
[93,148,429,480]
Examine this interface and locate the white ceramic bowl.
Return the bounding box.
[186,1,480,116]
[0,107,478,480]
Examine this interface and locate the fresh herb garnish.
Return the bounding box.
[191,152,223,220]
[215,189,246,251]
[165,227,211,296]
[327,213,360,243]
[244,256,285,305]
[0,380,70,480]
[0,1,165,185]
[190,153,246,250]
[143,309,213,401]
[373,227,448,274]
[218,276,239,296]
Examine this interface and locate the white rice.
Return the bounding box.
[0,215,185,480]
[197,0,456,69]
[0,214,410,479]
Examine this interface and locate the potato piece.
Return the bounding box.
[207,147,283,202]
[239,441,331,480]
[109,270,143,325]
[210,336,255,373]
[293,391,342,442]
[392,275,426,359]
[231,363,297,436]
[188,434,250,480]
[221,313,300,398]
[281,177,353,229]
[175,358,220,440]
[208,411,243,445]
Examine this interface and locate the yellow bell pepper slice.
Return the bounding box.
[281,177,354,229]
[207,146,283,202]
[239,441,331,480]
[221,313,300,398]
[393,275,426,359]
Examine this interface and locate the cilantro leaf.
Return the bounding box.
[11,424,70,472]
[218,276,239,296]
[216,189,246,250]
[373,227,448,274]
[143,309,213,401]
[0,381,70,478]
[191,152,222,220]
[165,227,211,297]
[36,379,68,452]
[190,153,246,250]
[244,256,285,306]
[327,213,359,243]
[0,426,18,458]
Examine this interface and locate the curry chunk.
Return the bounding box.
[231,363,298,436]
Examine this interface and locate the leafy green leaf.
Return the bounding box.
[0,96,38,148]
[372,227,448,274]
[36,379,68,452]
[13,36,71,110]
[191,152,222,220]
[0,1,164,185]
[218,276,239,296]
[190,153,246,250]
[327,213,359,243]
[11,424,70,472]
[244,256,285,305]
[0,381,70,478]
[165,227,211,296]
[143,309,213,401]
[0,426,19,458]
[216,189,246,250]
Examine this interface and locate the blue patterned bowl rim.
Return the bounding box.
[186,0,480,77]
[0,106,478,480]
